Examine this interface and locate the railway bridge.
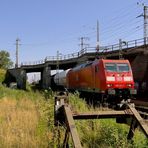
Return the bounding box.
[3,38,148,96]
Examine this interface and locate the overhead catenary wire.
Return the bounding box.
[97,4,140,29]
[89,19,143,39]
[101,26,143,44]
[22,2,141,47]
[75,4,143,47]
[81,5,140,38]
[88,24,143,46]
[88,21,143,43]
[101,23,143,40]
[101,15,142,34]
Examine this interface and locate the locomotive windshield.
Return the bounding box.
[117,63,129,72]
[105,63,117,72]
[105,63,130,72]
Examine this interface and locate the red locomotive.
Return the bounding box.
[54,59,137,104]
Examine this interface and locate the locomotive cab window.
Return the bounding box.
[105,63,117,72]
[105,63,130,72]
[117,63,130,72]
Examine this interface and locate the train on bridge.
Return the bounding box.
[53,59,137,105]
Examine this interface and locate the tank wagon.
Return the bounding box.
[54,59,137,104]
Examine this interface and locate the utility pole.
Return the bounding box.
[96,20,99,51]
[119,39,126,59]
[56,50,61,85]
[119,39,122,59]
[137,3,148,44]
[80,37,89,50]
[15,38,20,68]
[56,50,59,74]
[80,37,84,50]
[79,37,89,54]
[144,5,148,44]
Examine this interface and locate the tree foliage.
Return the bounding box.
[0,50,13,69]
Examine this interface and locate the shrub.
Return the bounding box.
[0,69,6,83]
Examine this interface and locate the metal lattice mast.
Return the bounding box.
[137,3,148,44]
[56,50,60,84]
[144,6,148,44]
[96,20,99,51]
[79,37,89,54]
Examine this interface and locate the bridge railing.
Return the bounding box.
[21,37,148,66]
[102,38,148,52]
[21,59,45,66]
[45,47,97,62]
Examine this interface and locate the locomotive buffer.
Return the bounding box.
[54,92,148,148]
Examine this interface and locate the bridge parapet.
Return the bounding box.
[21,59,45,66]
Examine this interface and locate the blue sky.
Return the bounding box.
[0,0,147,65]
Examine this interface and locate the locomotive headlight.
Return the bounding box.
[124,77,132,81]
[127,84,132,87]
[107,84,113,87]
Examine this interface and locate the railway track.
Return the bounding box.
[135,106,148,119]
[54,93,148,147]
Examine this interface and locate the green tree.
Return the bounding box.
[0,50,13,69]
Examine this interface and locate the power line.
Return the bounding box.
[81,8,142,44]
[89,21,143,43]
[100,4,140,27]
[101,26,143,44]
[100,20,142,38]
[15,4,142,48]
[97,2,137,25]
[100,13,141,35]
[81,20,142,44]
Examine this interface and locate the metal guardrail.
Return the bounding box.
[103,37,148,52]
[21,60,45,66]
[21,37,148,66]
[45,47,96,61]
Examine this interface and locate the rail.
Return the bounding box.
[21,37,148,66]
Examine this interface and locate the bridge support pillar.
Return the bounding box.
[41,64,51,89]
[131,52,148,96]
[17,69,26,89]
[4,69,26,89]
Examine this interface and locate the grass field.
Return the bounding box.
[0,85,51,147]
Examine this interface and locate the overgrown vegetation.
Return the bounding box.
[0,50,13,69]
[0,69,147,147]
[0,69,6,83]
